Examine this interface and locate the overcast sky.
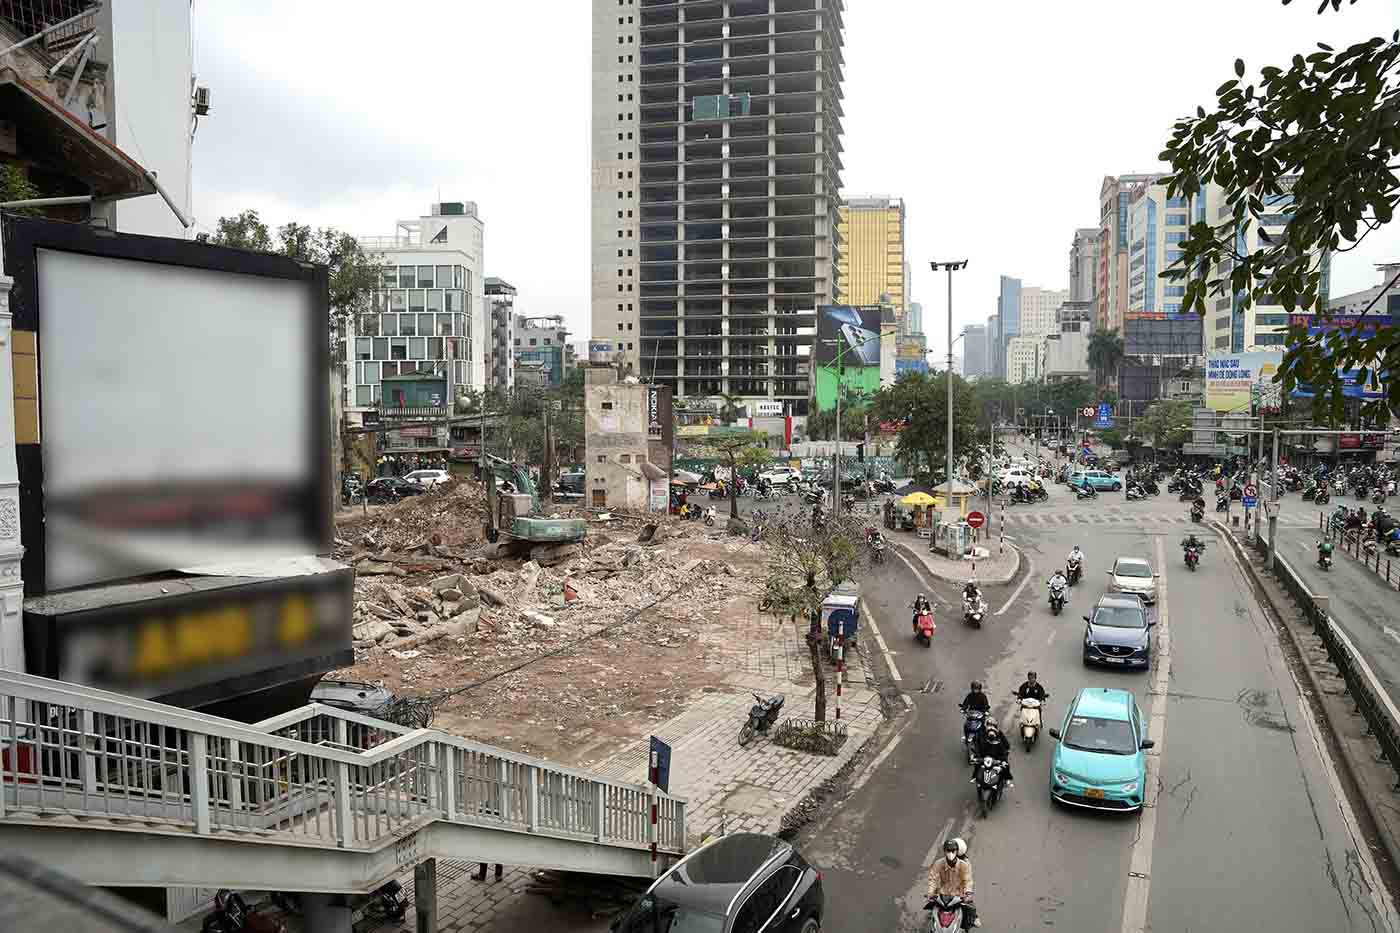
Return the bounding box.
[191,1,1400,361]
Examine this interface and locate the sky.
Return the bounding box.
[191,1,1400,363]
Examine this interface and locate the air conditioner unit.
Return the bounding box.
[193,86,211,115]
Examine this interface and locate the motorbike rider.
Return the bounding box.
[1015,671,1047,702]
[1191,494,1206,515]
[912,593,933,634]
[970,722,1014,786]
[1047,568,1068,599]
[960,680,990,714]
[927,840,979,929]
[963,579,982,605]
[1182,532,1205,554]
[1066,545,1084,573]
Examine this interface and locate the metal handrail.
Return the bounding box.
[0,671,686,855]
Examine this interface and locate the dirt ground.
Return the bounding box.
[328,527,774,767]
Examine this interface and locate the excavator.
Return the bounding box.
[481,453,586,546]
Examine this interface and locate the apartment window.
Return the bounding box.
[381,313,399,336]
[355,338,372,360]
[408,290,426,313]
[399,313,417,337]
[1164,286,1186,297]
[1215,316,1231,330]
[602,402,614,410]
[514,338,521,347]
[373,337,389,358]
[529,338,538,347]
[1255,333,1286,346]
[1256,313,1289,327]
[1165,214,1188,227]
[1166,232,1187,243]
[628,322,634,330]
[544,338,552,345]
[618,323,624,331]
[1165,197,1187,209]
[1166,250,1184,262]
[416,266,434,288]
[620,454,632,463]
[398,266,416,288]
[390,338,408,360]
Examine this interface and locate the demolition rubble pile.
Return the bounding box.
[336,490,762,661]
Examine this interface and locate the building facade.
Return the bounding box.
[0,0,195,238]
[1330,262,1400,316]
[589,0,846,413]
[1097,174,1161,333]
[515,315,571,391]
[994,275,1021,379]
[1069,227,1099,304]
[1006,335,1041,384]
[985,313,1001,381]
[484,277,517,393]
[583,365,673,511]
[347,203,485,416]
[836,196,906,319]
[907,300,924,336]
[962,323,987,379]
[1040,300,1093,382]
[1019,285,1070,338]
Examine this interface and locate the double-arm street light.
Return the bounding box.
[931,260,969,500]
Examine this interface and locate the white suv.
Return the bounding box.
[404,469,452,488]
[759,466,802,488]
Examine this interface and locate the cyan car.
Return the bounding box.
[1048,687,1154,811]
[1070,469,1122,492]
[1083,594,1154,669]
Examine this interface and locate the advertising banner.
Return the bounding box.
[1205,351,1283,413]
[815,305,882,410]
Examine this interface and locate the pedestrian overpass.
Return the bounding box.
[0,670,686,896]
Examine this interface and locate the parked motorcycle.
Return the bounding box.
[1018,696,1045,751]
[363,881,408,924]
[960,708,986,764]
[1316,490,1331,506]
[974,756,1009,815]
[1049,580,1068,615]
[738,692,785,746]
[201,890,287,933]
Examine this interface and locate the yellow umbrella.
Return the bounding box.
[901,491,937,507]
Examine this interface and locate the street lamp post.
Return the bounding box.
[823,327,898,509]
[931,260,969,504]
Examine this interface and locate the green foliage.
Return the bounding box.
[696,430,771,518]
[806,390,870,441]
[1158,5,1400,421]
[1135,400,1195,448]
[761,511,869,619]
[868,371,978,476]
[0,164,41,213]
[1087,329,1125,390]
[203,209,382,323]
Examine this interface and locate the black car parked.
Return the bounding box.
[365,476,425,503]
[612,832,823,933]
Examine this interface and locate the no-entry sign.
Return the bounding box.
[967,510,987,529]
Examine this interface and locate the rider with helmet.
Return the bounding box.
[960,680,990,714]
[971,721,1014,786]
[927,839,979,929]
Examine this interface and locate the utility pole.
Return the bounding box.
[931,260,969,508]
[835,349,843,509]
[1268,425,1280,571]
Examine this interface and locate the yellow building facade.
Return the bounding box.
[836,196,906,318]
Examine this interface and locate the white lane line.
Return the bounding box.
[892,548,946,606]
[1121,537,1172,933]
[994,554,1033,616]
[847,715,915,798]
[1219,531,1400,930]
[861,598,904,683]
[922,817,957,870]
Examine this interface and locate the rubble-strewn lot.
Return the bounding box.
[332,484,773,763]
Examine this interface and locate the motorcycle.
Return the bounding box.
[1125,485,1147,501]
[1215,494,1230,513]
[802,488,825,506]
[974,756,1009,815]
[870,538,887,563]
[1142,479,1160,496]
[926,894,967,933]
[1049,580,1068,615]
[703,506,716,527]
[1374,488,1388,505]
[1302,485,1318,502]
[1190,504,1205,523]
[201,890,287,933]
[738,692,785,746]
[1018,695,1045,750]
[960,708,986,764]
[1184,545,1200,571]
[1066,558,1082,586]
[915,611,936,646]
[962,595,987,628]
[1076,484,1098,501]
[1317,542,1334,570]
[364,881,408,924]
[1316,490,1331,506]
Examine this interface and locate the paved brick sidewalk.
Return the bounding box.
[896,536,1021,584]
[355,621,886,933]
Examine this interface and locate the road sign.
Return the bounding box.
[1093,402,1114,429]
[1244,484,1257,499]
[1243,495,1258,508]
[649,736,672,793]
[1081,407,1095,417]
[966,510,986,529]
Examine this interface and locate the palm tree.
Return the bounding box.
[718,392,743,424]
[1087,328,1125,395]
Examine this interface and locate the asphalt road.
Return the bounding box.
[799,441,1397,932]
[1278,513,1400,713]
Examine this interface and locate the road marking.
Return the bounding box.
[1218,529,1400,931]
[1386,626,1400,646]
[923,817,957,869]
[891,548,946,606]
[861,598,903,683]
[1120,538,1171,933]
[847,715,915,798]
[994,554,1033,616]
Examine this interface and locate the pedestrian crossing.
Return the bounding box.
[997,508,1323,530]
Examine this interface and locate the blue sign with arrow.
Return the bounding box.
[1093,402,1114,429]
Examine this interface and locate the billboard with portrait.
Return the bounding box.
[815,305,882,410]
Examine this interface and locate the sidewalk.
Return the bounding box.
[894,534,1021,585]
[358,618,887,933]
[1216,521,1400,886]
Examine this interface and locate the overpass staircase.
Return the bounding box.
[0,670,686,894]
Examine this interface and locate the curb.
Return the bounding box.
[1211,519,1400,885]
[893,539,1022,585]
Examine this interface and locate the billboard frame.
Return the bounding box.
[1,212,334,596]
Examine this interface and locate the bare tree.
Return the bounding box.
[760,511,869,721]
